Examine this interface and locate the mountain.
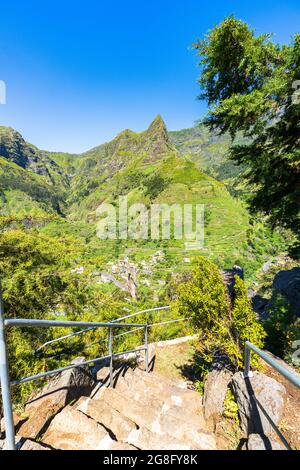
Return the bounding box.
[0,116,287,286]
[0,127,71,216]
[169,125,246,184]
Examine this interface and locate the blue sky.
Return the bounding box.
[0,0,299,153]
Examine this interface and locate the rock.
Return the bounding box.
[2,435,24,450]
[231,371,286,436]
[251,294,269,320]
[262,259,275,273]
[247,433,286,450]
[26,357,94,414]
[273,267,300,315]
[222,265,244,298]
[118,368,204,418]
[77,398,137,442]
[20,440,50,451]
[94,387,162,429]
[42,406,115,450]
[203,353,234,429]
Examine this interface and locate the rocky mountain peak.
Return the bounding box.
[147,115,169,141]
[0,126,31,168]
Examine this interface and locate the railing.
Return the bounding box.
[6,305,299,450]
[244,341,300,450]
[34,306,171,356]
[0,292,190,450]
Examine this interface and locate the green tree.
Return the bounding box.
[194,16,300,236]
[0,227,116,402]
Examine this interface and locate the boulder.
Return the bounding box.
[231,371,286,436]
[203,352,234,429]
[247,433,286,450]
[25,357,94,414]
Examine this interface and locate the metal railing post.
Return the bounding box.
[0,285,15,450]
[145,324,149,373]
[109,327,113,387]
[243,342,252,379]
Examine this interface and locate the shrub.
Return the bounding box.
[231,275,266,367]
[174,257,266,368]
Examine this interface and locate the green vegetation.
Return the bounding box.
[0,225,121,402]
[194,15,300,237]
[0,16,299,408]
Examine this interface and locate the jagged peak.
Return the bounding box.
[147,114,167,133]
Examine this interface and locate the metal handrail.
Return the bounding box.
[0,285,154,450]
[244,341,300,450]
[0,289,188,451]
[34,305,171,355]
[80,317,191,352]
[244,341,300,389]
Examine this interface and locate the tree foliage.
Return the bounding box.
[0,226,118,402]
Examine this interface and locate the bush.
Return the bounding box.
[0,227,117,404]
[174,257,265,368]
[231,275,266,367]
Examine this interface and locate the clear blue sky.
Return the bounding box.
[0,0,299,153]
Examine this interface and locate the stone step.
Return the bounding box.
[96,387,162,430]
[95,386,216,449]
[76,398,138,442]
[114,375,206,430]
[121,368,204,416]
[133,367,189,390]
[127,427,192,450]
[41,405,135,450]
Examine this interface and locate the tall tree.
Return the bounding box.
[194,16,300,236]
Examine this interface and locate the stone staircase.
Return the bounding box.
[37,366,216,450]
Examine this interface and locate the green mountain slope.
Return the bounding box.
[66,115,177,208]
[169,125,246,183]
[0,117,289,289]
[0,126,70,215]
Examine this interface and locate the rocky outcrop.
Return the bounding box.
[231,371,286,437]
